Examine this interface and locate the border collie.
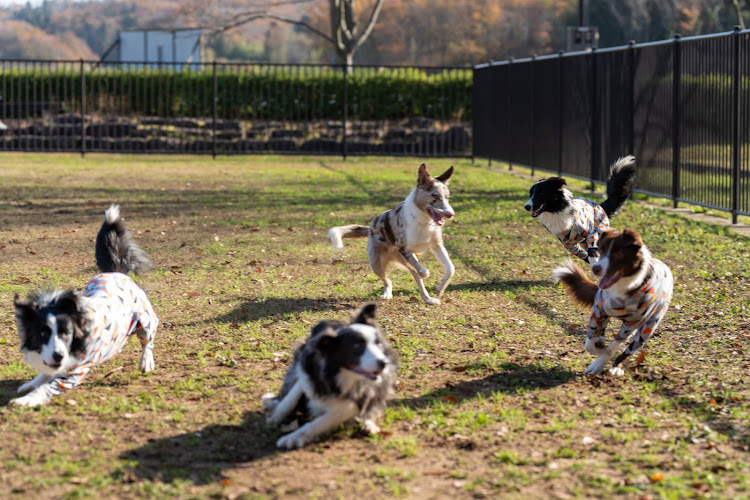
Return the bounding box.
[525,155,636,264]
[552,227,673,376]
[11,205,158,406]
[328,163,455,305]
[262,303,397,449]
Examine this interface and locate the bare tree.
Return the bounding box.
[212,0,383,67]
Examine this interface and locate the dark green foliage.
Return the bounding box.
[0,65,472,121]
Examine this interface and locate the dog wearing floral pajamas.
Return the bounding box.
[11,205,157,406]
[552,228,673,376]
[525,156,636,264]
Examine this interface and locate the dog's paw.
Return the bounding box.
[584,336,607,356]
[583,356,609,376]
[381,290,393,299]
[10,391,50,407]
[139,349,155,373]
[423,297,441,305]
[608,366,625,377]
[418,268,430,279]
[361,419,380,435]
[276,431,309,449]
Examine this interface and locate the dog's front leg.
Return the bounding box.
[17,373,50,394]
[10,384,54,407]
[135,307,159,374]
[407,268,440,305]
[432,244,455,297]
[266,380,304,426]
[399,248,429,278]
[276,400,359,449]
[583,337,624,375]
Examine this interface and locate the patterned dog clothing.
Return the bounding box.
[39,272,158,398]
[587,259,673,358]
[553,199,610,261]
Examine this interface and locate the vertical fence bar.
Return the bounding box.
[731,27,741,224]
[558,51,564,174]
[80,59,85,157]
[507,57,513,170]
[628,41,636,156]
[212,60,217,159]
[530,55,536,177]
[672,34,682,208]
[590,48,599,191]
[342,63,348,160]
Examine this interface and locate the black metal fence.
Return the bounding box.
[0,61,472,158]
[473,28,750,223]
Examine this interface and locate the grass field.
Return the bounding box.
[0,154,748,499]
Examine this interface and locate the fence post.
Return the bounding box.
[342,63,348,161]
[590,47,599,191]
[80,59,85,158]
[731,26,741,224]
[558,50,564,175]
[507,56,513,171]
[672,34,681,208]
[530,54,536,177]
[628,40,636,156]
[212,60,217,159]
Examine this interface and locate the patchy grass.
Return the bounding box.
[0,153,748,499]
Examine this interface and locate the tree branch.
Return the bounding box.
[352,0,383,51]
[211,10,335,45]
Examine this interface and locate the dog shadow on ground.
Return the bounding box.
[210,296,366,324]
[394,361,576,409]
[0,380,26,406]
[119,410,279,485]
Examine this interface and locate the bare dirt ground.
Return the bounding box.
[0,154,747,499]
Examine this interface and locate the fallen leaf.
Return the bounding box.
[649,473,664,483]
[635,351,646,365]
[220,479,232,486]
[441,394,459,403]
[187,291,201,297]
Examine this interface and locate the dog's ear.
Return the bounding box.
[14,295,40,321]
[417,163,432,186]
[56,290,81,315]
[549,177,567,190]
[620,228,643,249]
[435,166,453,184]
[314,328,339,353]
[351,302,377,326]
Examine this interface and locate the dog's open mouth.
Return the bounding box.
[349,365,381,380]
[43,360,62,369]
[598,270,623,290]
[530,203,546,217]
[426,207,446,226]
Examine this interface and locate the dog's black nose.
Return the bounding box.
[52,352,63,362]
[524,204,532,211]
[591,265,602,276]
[377,359,387,370]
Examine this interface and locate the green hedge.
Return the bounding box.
[0,66,472,121]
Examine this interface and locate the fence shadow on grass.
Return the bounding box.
[119,410,278,485]
[393,361,576,409]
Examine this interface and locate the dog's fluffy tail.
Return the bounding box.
[328,224,370,252]
[95,205,153,275]
[600,155,636,217]
[551,260,598,309]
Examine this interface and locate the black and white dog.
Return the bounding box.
[262,303,397,449]
[11,205,158,406]
[525,156,636,264]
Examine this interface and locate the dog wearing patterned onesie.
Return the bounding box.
[11,205,158,406]
[525,156,636,265]
[552,228,673,376]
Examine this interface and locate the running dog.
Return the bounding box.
[552,227,673,376]
[11,205,158,406]
[525,155,636,264]
[262,303,397,449]
[329,163,455,305]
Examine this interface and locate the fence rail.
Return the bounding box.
[473,28,750,223]
[0,60,472,158]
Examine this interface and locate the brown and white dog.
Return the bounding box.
[552,228,673,376]
[328,164,455,305]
